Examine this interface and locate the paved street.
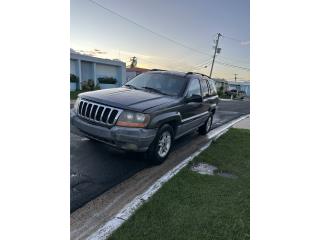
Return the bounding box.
[70,100,250,212]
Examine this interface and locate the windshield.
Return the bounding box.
[125,72,187,96]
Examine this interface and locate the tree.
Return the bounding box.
[130,56,137,68]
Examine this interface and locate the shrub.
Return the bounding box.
[98,77,117,84]
[70,74,78,83]
[94,85,101,90]
[81,79,95,91]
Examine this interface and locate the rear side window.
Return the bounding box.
[208,79,217,96]
[186,78,201,97]
[200,79,209,97]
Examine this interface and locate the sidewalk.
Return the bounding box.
[233,116,250,129]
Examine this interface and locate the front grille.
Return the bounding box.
[77,99,123,126]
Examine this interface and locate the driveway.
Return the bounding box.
[70,99,250,212]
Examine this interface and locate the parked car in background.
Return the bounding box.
[225,89,238,97]
[71,70,219,164]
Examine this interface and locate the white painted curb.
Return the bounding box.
[219,98,234,101]
[87,114,249,240]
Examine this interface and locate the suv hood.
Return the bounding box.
[79,87,177,112]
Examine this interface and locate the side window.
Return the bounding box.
[208,79,217,96]
[186,79,201,98]
[200,79,209,97]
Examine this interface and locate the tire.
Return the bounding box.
[199,112,213,135]
[146,124,174,165]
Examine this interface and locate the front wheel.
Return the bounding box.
[146,124,173,165]
[199,113,213,135]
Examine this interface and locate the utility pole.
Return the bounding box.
[234,74,238,82]
[209,33,222,78]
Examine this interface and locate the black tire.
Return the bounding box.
[146,124,174,165]
[199,112,213,135]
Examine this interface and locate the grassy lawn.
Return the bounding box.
[109,128,250,240]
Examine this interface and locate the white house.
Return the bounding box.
[213,78,229,92]
[70,52,126,91]
[228,81,250,96]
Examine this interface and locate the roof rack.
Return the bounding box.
[185,72,212,79]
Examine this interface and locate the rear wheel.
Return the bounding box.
[146,124,173,165]
[199,113,213,135]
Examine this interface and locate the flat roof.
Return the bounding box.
[228,81,250,85]
[70,52,126,67]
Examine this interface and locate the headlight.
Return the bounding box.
[74,97,81,112]
[116,111,150,128]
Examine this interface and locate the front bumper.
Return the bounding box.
[71,113,157,152]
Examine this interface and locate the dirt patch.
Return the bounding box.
[190,162,238,179]
[190,163,217,175]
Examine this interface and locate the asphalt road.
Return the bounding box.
[70,99,250,212]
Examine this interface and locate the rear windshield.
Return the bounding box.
[125,72,187,96]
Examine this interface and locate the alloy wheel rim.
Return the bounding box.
[157,131,171,158]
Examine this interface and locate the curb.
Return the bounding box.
[219,98,234,101]
[87,114,250,240]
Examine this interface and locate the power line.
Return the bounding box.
[191,64,209,71]
[191,58,212,69]
[216,60,250,71]
[222,34,247,43]
[86,0,250,72]
[87,0,210,57]
[212,73,225,79]
[217,55,250,65]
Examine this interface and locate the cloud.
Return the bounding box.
[70,48,108,57]
[70,48,153,62]
[93,49,107,54]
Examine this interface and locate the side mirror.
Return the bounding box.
[186,94,203,103]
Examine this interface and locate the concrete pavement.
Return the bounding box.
[233,116,250,129]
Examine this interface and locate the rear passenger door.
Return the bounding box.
[203,77,219,109]
[200,78,211,112]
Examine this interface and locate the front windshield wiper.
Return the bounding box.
[125,84,139,90]
[141,87,171,96]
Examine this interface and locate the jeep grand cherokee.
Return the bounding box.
[71,70,219,164]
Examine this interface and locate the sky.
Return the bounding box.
[71,0,250,81]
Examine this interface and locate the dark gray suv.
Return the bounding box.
[71,70,219,164]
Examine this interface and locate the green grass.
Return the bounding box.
[109,128,250,240]
[218,93,232,99]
